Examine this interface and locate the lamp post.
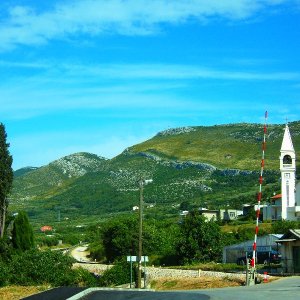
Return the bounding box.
[137,178,152,288]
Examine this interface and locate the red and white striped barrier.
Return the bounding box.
[251,111,268,268]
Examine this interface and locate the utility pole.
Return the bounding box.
[137,179,144,288]
[137,178,152,289]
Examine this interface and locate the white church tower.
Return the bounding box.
[280,124,297,220]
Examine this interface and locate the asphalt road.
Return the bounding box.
[22,276,300,300]
[78,290,209,300]
[22,287,87,300]
[192,276,300,300]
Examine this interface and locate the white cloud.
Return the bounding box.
[2,60,299,81]
[0,0,296,50]
[0,61,299,120]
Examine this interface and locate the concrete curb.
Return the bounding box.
[66,287,154,300]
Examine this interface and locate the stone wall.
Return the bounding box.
[73,263,245,281]
[146,266,245,281]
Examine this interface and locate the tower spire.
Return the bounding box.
[280,122,296,220]
[281,124,294,152]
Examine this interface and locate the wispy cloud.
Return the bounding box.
[2,61,299,81]
[0,61,299,120]
[0,0,297,51]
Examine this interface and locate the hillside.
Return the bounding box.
[128,122,300,171]
[9,122,300,223]
[12,152,108,201]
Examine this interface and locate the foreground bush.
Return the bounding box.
[0,249,96,287]
[99,259,132,287]
[0,260,11,287]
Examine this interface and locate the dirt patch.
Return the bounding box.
[0,285,49,300]
[151,276,244,290]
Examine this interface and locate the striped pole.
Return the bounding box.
[251,111,268,269]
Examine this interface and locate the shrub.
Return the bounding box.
[0,237,13,261]
[36,236,59,247]
[99,259,132,287]
[0,260,11,286]
[9,249,76,286]
[73,267,98,287]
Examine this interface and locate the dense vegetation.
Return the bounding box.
[0,249,96,287]
[87,212,297,267]
[0,210,96,287]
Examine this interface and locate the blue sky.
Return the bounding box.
[0,0,300,170]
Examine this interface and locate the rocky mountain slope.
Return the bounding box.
[9,122,300,222]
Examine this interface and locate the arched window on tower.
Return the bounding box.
[283,155,292,165]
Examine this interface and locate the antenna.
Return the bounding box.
[251,111,268,269]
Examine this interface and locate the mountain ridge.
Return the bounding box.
[10,121,299,223]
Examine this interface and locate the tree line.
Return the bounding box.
[0,123,96,287]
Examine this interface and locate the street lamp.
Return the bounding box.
[137,178,152,288]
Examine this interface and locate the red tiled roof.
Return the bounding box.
[271,194,282,199]
[40,225,53,232]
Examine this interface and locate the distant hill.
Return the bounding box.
[14,167,38,178]
[9,122,300,223]
[12,152,108,201]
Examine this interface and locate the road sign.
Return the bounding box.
[141,256,149,262]
[127,256,137,262]
[126,255,149,262]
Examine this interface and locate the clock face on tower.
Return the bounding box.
[285,173,290,179]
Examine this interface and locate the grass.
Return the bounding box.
[221,222,272,233]
[170,262,245,272]
[151,276,244,290]
[0,285,50,300]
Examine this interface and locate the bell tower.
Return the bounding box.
[280,124,296,220]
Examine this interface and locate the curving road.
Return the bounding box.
[70,244,92,262]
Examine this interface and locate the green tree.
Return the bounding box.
[11,211,34,251]
[89,217,180,265]
[101,215,139,262]
[176,210,223,264]
[0,123,13,238]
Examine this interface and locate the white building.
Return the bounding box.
[263,124,300,221]
[198,208,243,221]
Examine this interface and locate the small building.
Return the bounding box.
[243,204,265,220]
[263,194,282,221]
[223,234,282,263]
[277,229,300,273]
[40,225,53,232]
[220,209,243,221]
[198,208,219,221]
[199,208,243,222]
